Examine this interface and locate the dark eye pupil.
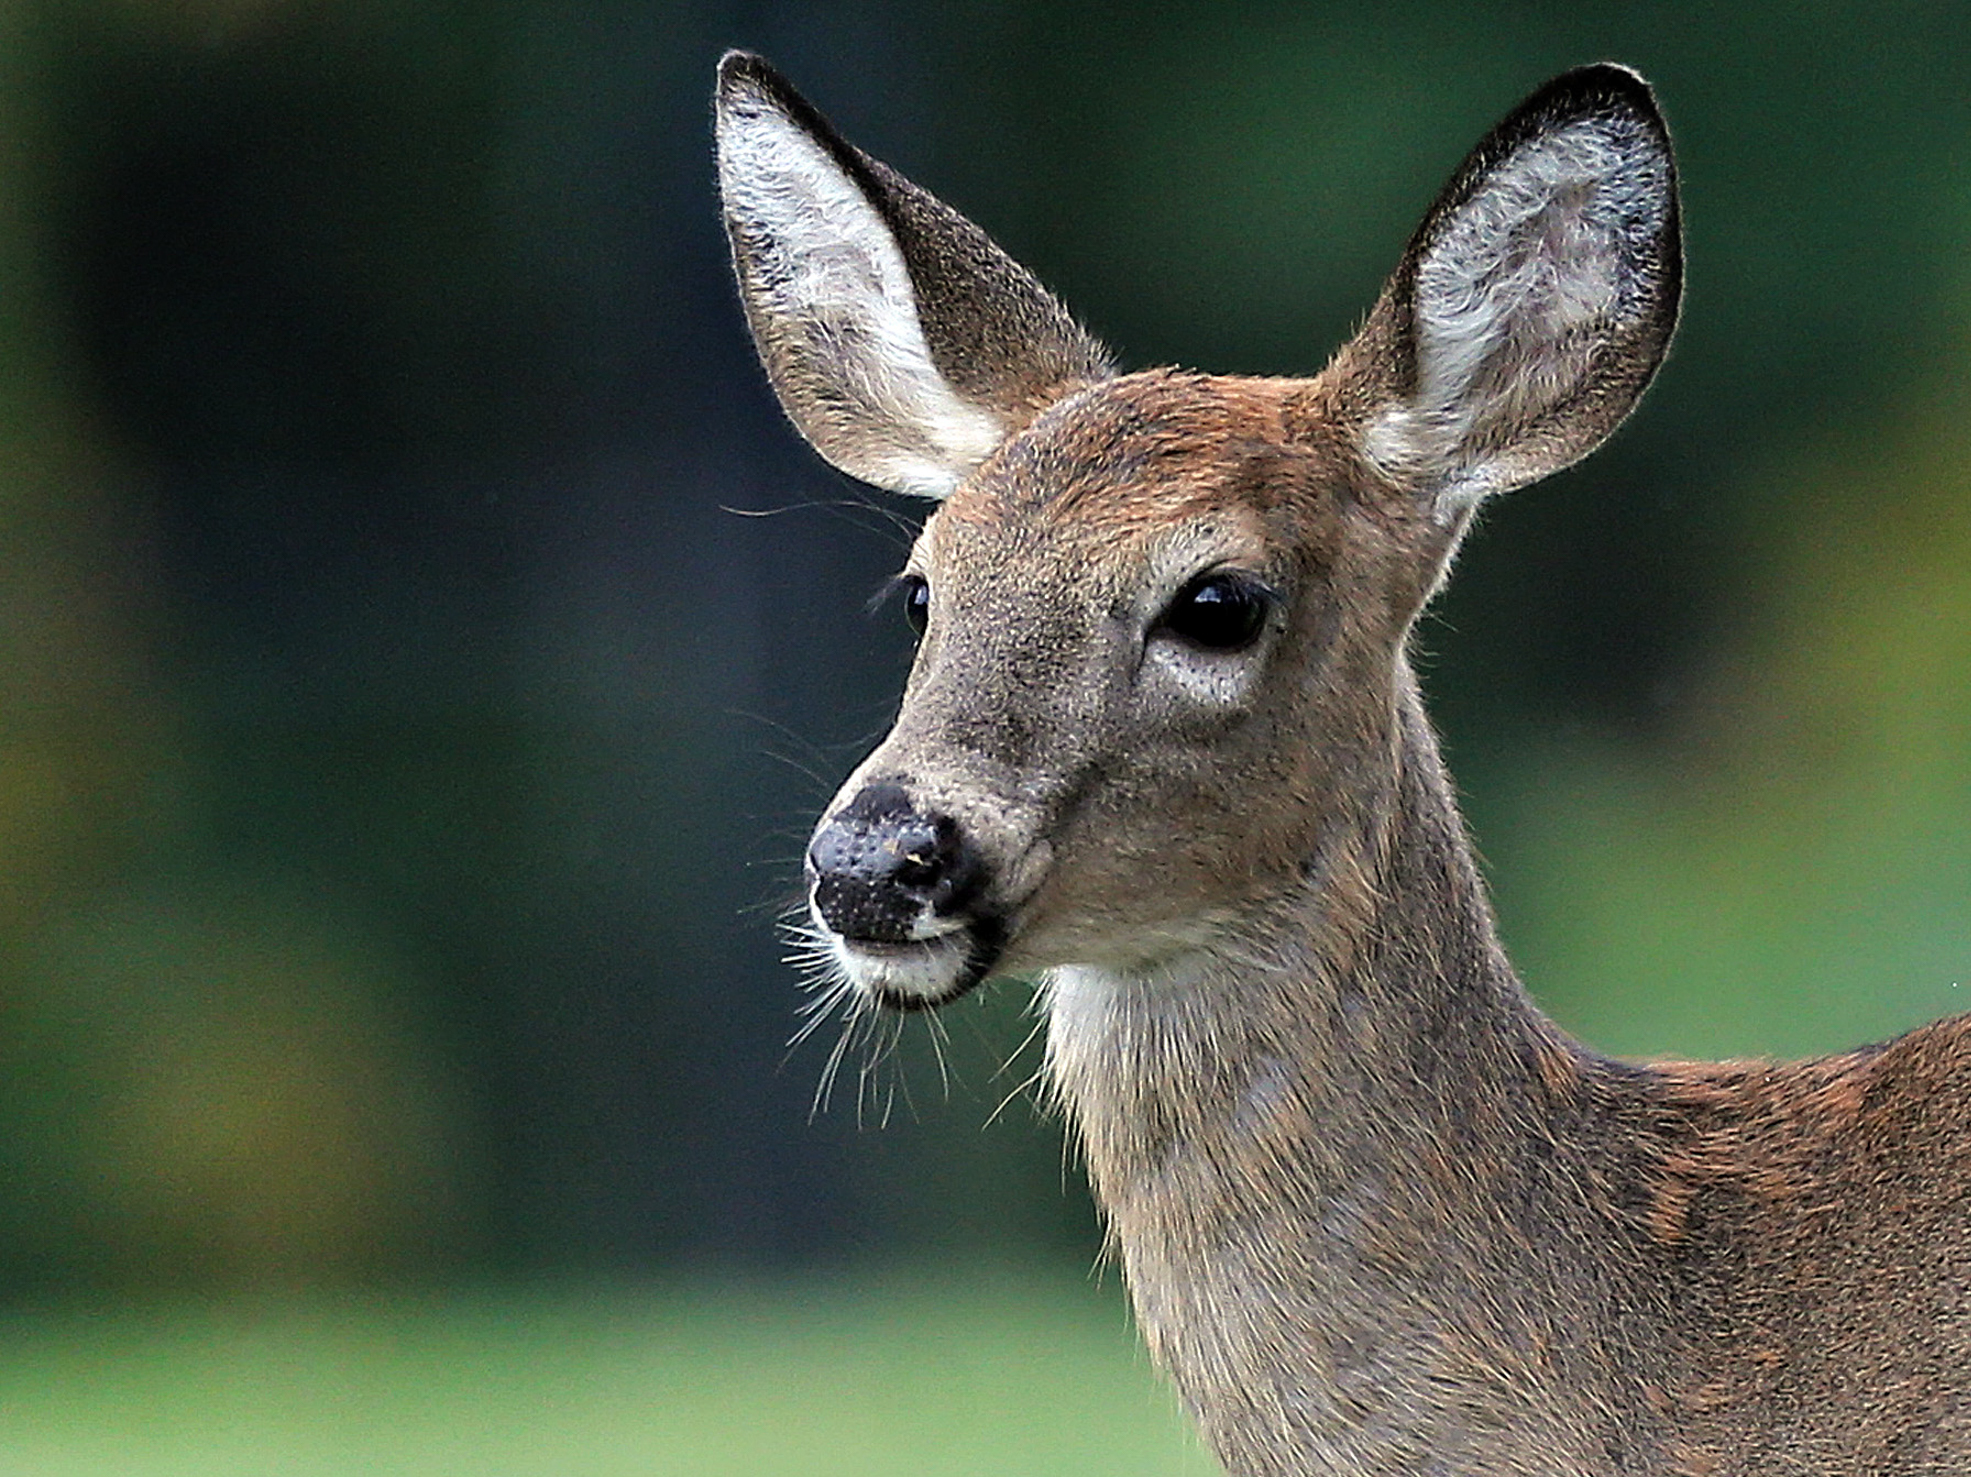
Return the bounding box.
[1162,574,1268,651]
[901,576,930,636]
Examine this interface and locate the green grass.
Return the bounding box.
[0,1273,1214,1476]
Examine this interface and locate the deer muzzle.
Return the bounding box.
[806,780,1004,1009]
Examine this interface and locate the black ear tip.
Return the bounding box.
[1567,61,1655,92]
[716,50,788,107]
[1528,62,1667,131]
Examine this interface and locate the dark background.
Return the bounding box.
[2,0,1967,1298]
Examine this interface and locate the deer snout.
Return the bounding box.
[807,782,985,944]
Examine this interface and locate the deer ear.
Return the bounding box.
[715,52,1113,499]
[1344,64,1681,515]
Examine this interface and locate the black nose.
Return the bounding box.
[807,783,983,943]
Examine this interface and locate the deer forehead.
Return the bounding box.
[918,369,1362,591]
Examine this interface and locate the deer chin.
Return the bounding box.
[823,913,1007,1011]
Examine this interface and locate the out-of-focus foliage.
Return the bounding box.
[0,886,465,1287]
[1493,353,1971,1057]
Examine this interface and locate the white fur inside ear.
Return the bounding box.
[718,96,1004,497]
[1364,112,1672,513]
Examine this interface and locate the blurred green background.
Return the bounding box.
[0,0,1966,1470]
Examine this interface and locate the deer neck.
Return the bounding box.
[1040,673,1603,1471]
[1042,670,1548,1218]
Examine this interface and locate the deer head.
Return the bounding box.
[715,51,1679,1016]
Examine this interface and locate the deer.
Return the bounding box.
[714,51,1971,1475]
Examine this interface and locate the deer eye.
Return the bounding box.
[899,574,930,637]
[1157,572,1271,652]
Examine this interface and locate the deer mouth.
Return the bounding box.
[822,912,1007,1012]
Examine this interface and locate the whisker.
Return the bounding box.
[812,1015,854,1119]
[923,1008,953,1099]
[992,1010,1050,1083]
[718,493,922,553]
[984,1058,1049,1130]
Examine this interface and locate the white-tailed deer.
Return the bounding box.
[716,52,1970,1474]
